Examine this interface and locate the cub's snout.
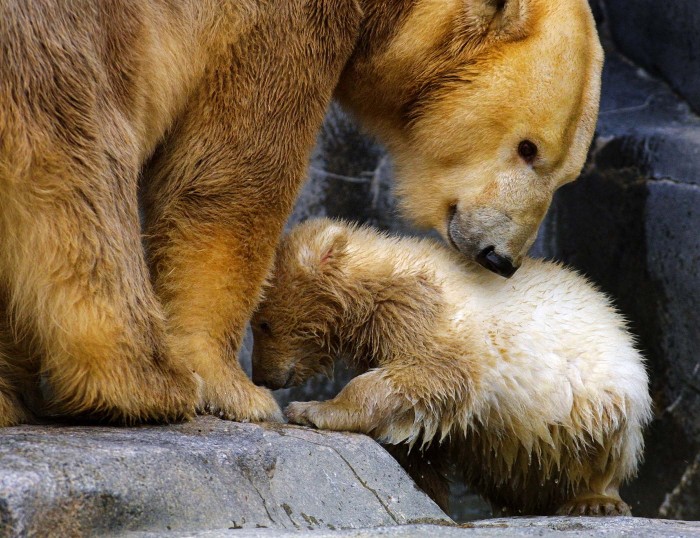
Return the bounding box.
[251,365,293,391]
[250,333,296,391]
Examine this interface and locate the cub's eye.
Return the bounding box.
[517,140,538,163]
[258,322,272,335]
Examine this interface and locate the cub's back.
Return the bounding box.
[349,230,647,420]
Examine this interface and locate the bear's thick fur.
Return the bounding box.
[251,219,652,516]
[0,0,602,425]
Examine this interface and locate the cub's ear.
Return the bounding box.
[464,0,529,41]
[297,225,349,273]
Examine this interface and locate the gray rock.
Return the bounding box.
[0,418,450,537]
[128,517,700,538]
[604,0,700,114]
[289,103,406,235]
[660,451,700,521]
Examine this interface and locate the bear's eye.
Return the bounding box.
[258,321,272,335]
[517,140,538,163]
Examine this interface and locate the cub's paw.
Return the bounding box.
[201,378,283,423]
[556,495,631,517]
[285,401,322,428]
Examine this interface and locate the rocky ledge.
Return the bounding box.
[130,517,700,537]
[0,417,448,537]
[1,417,698,537]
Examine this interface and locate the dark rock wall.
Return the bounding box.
[603,0,700,115]
[538,2,700,518]
[533,52,700,517]
[241,2,700,521]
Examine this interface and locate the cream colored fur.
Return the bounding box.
[252,219,652,516]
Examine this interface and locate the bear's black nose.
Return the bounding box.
[476,246,517,278]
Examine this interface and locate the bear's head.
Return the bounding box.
[336,0,603,277]
[251,221,353,390]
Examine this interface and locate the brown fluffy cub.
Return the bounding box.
[252,219,652,516]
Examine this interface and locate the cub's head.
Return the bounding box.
[337,0,603,277]
[251,221,351,390]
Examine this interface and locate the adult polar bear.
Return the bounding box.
[0,0,602,425]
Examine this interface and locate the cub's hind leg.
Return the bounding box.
[556,482,631,516]
[385,443,452,512]
[555,431,636,516]
[554,410,643,516]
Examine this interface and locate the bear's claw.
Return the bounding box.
[556,495,631,517]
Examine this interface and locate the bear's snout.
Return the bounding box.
[476,246,517,278]
[447,205,533,278]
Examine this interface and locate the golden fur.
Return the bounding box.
[252,219,652,516]
[0,0,601,426]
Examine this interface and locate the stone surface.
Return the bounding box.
[129,517,700,537]
[289,102,414,236]
[603,0,700,114]
[0,417,450,537]
[660,451,700,521]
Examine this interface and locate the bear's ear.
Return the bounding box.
[298,226,348,274]
[464,0,530,41]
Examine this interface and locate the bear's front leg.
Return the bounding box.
[142,1,360,422]
[144,212,285,422]
[0,124,199,424]
[0,376,31,427]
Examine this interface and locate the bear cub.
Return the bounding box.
[251,218,652,516]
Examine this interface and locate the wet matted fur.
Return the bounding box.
[252,219,652,516]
